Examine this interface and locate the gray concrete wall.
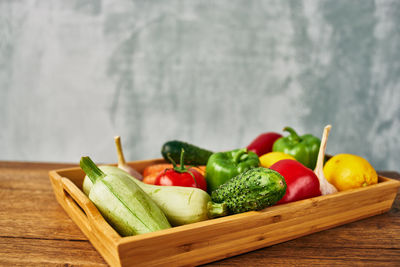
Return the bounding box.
[1,0,399,171]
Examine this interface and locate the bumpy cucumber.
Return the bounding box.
[80,157,171,236]
[161,140,213,165]
[83,166,227,226]
[211,167,286,214]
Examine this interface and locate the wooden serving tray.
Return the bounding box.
[49,159,400,267]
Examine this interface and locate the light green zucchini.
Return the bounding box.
[80,157,171,236]
[83,165,227,226]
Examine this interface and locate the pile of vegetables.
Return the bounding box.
[80,125,378,237]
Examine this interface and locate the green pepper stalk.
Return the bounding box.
[205,148,260,193]
[272,127,321,170]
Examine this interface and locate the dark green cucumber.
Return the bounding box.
[161,140,213,165]
[211,167,286,214]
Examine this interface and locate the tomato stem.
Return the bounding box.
[167,149,199,187]
[167,149,188,173]
[179,148,185,172]
[187,170,198,187]
[167,153,178,169]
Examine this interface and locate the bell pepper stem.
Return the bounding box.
[233,148,248,164]
[80,156,106,184]
[283,126,301,142]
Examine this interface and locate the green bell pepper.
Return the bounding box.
[205,148,259,192]
[272,127,321,170]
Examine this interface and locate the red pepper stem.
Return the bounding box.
[283,127,301,142]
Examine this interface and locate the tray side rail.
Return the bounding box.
[49,169,122,267]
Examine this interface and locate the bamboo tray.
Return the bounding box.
[49,158,400,267]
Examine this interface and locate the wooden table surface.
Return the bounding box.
[1,161,399,266]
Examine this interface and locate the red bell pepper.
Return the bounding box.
[247,132,282,156]
[269,159,321,204]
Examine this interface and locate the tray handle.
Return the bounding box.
[61,178,121,242]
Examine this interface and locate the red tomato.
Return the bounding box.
[155,167,207,192]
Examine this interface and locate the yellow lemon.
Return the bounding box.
[323,153,378,191]
[259,152,296,168]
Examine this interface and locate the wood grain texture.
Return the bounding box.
[0,237,107,266]
[1,161,399,266]
[0,189,86,240]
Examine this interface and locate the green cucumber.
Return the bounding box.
[161,140,213,165]
[80,157,171,236]
[211,167,287,214]
[83,166,227,226]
